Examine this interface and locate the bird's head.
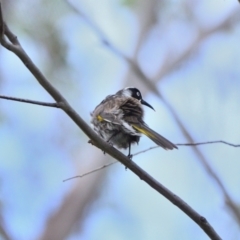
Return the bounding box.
[120,87,155,111]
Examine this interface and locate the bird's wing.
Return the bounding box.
[97,112,122,125]
[92,95,124,125]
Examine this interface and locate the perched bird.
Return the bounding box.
[91,87,177,157]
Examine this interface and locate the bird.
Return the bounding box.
[91,87,177,158]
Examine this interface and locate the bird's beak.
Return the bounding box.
[141,99,155,111]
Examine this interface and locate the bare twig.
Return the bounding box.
[63,161,117,182]
[65,140,240,181]
[177,140,240,148]
[0,95,60,108]
[0,8,222,240]
[136,140,240,155]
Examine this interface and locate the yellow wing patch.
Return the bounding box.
[132,125,154,138]
[97,115,104,122]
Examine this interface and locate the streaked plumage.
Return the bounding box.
[91,87,177,157]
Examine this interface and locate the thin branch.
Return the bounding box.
[136,140,240,155]
[63,161,117,182]
[0,10,222,240]
[177,140,240,148]
[0,95,60,108]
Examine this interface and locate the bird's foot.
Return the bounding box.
[124,154,132,170]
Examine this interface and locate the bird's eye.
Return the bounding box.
[136,92,140,96]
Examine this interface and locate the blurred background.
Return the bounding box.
[0,0,240,239]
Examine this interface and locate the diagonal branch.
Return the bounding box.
[0,5,222,240]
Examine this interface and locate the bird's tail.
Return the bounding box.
[132,124,177,150]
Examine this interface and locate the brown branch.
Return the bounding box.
[0,8,222,240]
[0,95,60,108]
